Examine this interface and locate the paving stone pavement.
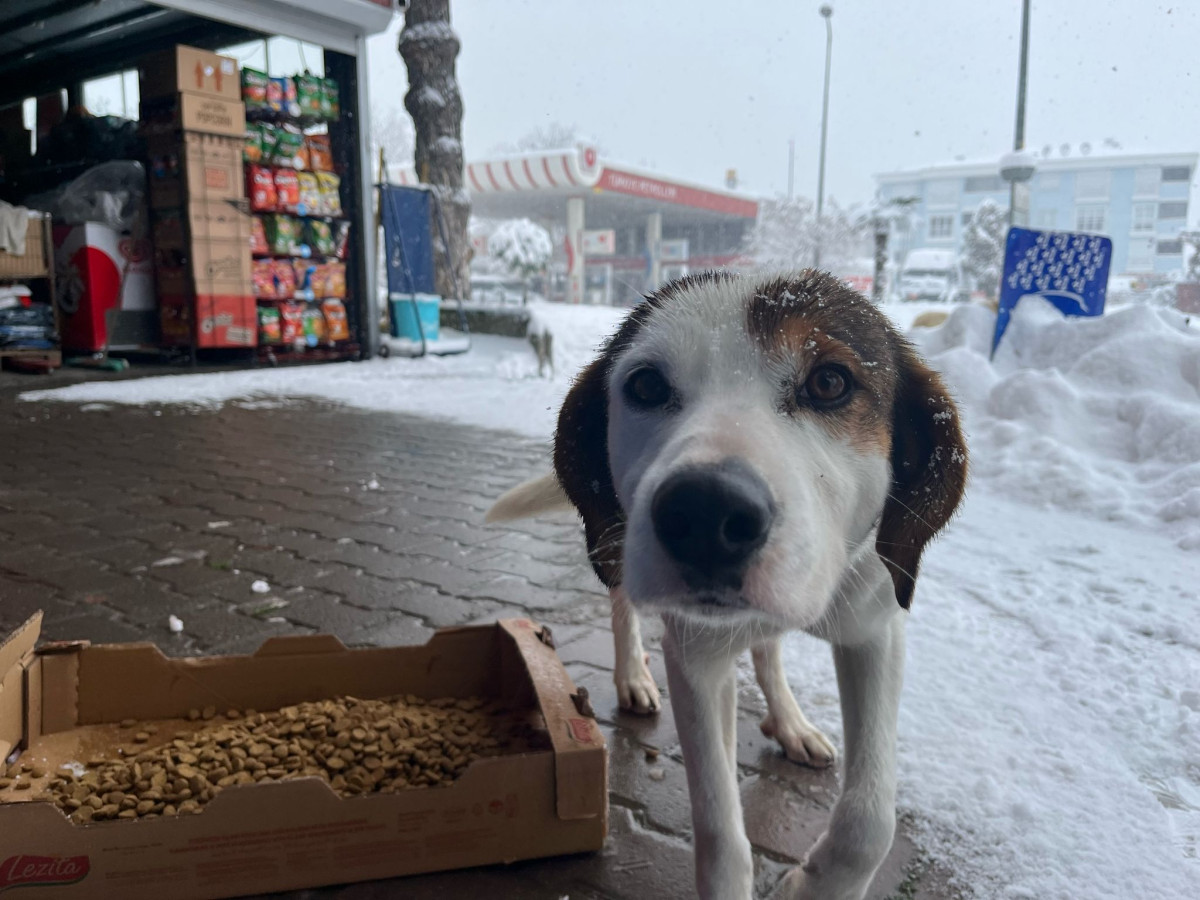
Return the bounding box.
[0,384,957,900]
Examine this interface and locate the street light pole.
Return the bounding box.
[814,4,833,270]
[1009,0,1032,227]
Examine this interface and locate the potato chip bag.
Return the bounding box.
[274,169,300,213]
[321,299,350,342]
[316,172,342,216]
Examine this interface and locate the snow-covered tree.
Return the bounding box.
[489,218,552,302]
[959,198,1009,300]
[747,196,865,273]
[492,123,603,155]
[370,103,415,172]
[1181,231,1200,283]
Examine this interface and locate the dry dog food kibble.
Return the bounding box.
[39,694,506,825]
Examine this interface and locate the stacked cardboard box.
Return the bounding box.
[140,46,256,349]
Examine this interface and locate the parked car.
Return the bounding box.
[897,248,965,302]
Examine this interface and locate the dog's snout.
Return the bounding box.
[651,461,774,578]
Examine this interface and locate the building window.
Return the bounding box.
[1036,173,1060,192]
[1126,238,1154,272]
[1075,205,1107,233]
[1159,200,1188,220]
[928,215,954,240]
[1131,203,1156,232]
[1162,165,1191,183]
[1157,239,1183,255]
[82,70,139,119]
[1034,209,1058,229]
[1074,170,1110,200]
[963,175,1004,192]
[1134,166,1160,196]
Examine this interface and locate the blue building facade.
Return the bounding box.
[875,150,1197,278]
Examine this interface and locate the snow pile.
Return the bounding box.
[906,298,1200,549]
[20,301,625,439]
[780,492,1200,900]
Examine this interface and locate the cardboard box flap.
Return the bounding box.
[499,619,606,822]
[0,612,41,677]
[253,634,349,657]
[0,612,42,762]
[68,627,507,725]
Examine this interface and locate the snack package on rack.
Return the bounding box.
[243,124,264,164]
[270,126,305,169]
[321,298,350,342]
[292,259,318,300]
[264,214,300,255]
[247,165,277,212]
[308,219,335,257]
[252,259,277,299]
[316,172,342,216]
[274,169,300,213]
[272,259,297,298]
[313,262,331,299]
[242,68,270,111]
[333,220,351,259]
[296,73,324,118]
[323,261,347,299]
[306,134,334,172]
[268,76,300,117]
[278,300,305,346]
[256,121,277,161]
[301,307,327,347]
[250,216,269,256]
[296,172,321,217]
[320,77,340,120]
[258,305,282,344]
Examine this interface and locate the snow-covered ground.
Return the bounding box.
[20,295,1200,899]
[22,301,626,439]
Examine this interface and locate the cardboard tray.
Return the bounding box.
[0,614,606,898]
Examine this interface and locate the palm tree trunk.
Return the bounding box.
[399,0,470,300]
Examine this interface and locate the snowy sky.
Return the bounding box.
[365,0,1200,205]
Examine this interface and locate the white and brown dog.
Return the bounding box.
[489,270,967,900]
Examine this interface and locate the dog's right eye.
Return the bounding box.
[624,367,672,409]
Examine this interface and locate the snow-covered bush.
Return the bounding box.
[958,198,1007,299]
[489,218,552,300]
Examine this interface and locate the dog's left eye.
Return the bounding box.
[799,365,853,408]
[624,367,672,409]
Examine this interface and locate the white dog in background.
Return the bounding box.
[490,270,967,900]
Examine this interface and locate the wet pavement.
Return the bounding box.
[0,378,954,899]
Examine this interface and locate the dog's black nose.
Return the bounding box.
[651,461,774,579]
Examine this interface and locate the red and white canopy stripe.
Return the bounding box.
[387,145,601,193]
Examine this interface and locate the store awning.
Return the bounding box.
[150,0,398,54]
[0,0,399,107]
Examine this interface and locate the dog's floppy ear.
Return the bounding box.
[554,355,625,588]
[876,341,968,609]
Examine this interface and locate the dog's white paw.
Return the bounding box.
[760,712,836,768]
[614,657,661,714]
[771,864,862,900]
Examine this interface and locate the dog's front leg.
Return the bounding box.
[752,638,836,767]
[776,614,904,900]
[664,617,753,900]
[611,585,661,713]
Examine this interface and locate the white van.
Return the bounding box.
[898,248,963,302]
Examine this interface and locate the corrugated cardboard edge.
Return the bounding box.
[497,619,607,822]
[0,612,42,761]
